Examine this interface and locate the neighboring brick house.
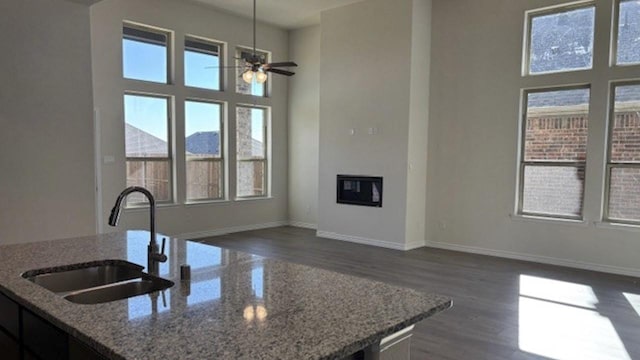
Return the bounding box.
[236,106,266,197]
[524,88,640,219]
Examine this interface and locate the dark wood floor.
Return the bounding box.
[198,226,640,360]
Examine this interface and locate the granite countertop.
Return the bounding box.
[0,231,452,359]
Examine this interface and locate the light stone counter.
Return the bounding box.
[0,231,452,359]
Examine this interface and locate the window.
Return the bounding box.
[518,2,640,224]
[122,25,169,83]
[119,22,277,206]
[605,83,640,223]
[124,94,172,204]
[185,100,224,201]
[236,48,268,97]
[615,0,640,66]
[518,87,590,219]
[525,4,595,75]
[185,37,222,90]
[236,106,268,197]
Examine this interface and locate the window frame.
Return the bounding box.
[603,80,640,224]
[612,0,640,67]
[184,35,225,91]
[122,22,172,84]
[119,21,278,207]
[235,104,269,199]
[235,46,271,97]
[184,98,226,203]
[517,85,591,220]
[522,1,596,77]
[123,91,174,207]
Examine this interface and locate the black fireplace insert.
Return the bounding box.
[336,175,383,207]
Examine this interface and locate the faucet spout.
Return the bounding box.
[108,186,165,275]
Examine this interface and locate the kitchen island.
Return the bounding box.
[0,231,451,359]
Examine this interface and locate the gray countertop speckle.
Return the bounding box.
[0,231,452,359]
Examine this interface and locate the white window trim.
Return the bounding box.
[602,79,640,225]
[120,22,279,207]
[122,21,173,85]
[184,35,226,92]
[522,0,596,77]
[235,104,270,199]
[185,98,227,202]
[123,92,175,207]
[516,85,591,221]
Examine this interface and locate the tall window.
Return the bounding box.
[517,2,597,221]
[185,100,224,201]
[124,94,172,204]
[605,83,640,223]
[615,0,640,66]
[519,87,590,219]
[184,37,222,90]
[122,25,169,83]
[236,48,268,97]
[525,4,595,75]
[236,106,268,198]
[120,22,276,205]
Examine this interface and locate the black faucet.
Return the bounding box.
[108,186,167,276]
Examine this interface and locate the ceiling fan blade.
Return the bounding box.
[266,61,298,68]
[205,65,246,69]
[267,68,295,76]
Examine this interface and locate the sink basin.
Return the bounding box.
[64,276,174,304]
[23,260,145,293]
[23,260,174,304]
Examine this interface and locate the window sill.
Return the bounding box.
[234,196,273,202]
[125,203,181,212]
[509,213,589,227]
[184,199,230,207]
[593,221,640,232]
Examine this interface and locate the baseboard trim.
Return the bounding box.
[317,231,416,251]
[425,240,640,278]
[288,221,318,230]
[175,221,288,241]
[404,241,426,251]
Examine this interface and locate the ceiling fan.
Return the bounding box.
[238,0,298,84]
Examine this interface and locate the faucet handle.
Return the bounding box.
[152,237,168,263]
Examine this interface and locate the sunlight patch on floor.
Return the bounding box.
[623,292,640,317]
[519,275,630,360]
[519,274,598,308]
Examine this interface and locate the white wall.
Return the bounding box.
[91,0,289,237]
[318,0,432,249]
[0,0,96,244]
[288,26,321,229]
[405,0,432,249]
[427,0,640,276]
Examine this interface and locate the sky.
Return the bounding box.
[123,38,265,142]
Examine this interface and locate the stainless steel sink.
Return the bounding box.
[23,260,173,304]
[23,260,145,293]
[64,276,174,304]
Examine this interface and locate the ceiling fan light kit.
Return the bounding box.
[255,70,268,83]
[242,69,254,83]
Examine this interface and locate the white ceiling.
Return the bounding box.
[185,0,366,29]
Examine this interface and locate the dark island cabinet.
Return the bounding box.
[0,291,107,360]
